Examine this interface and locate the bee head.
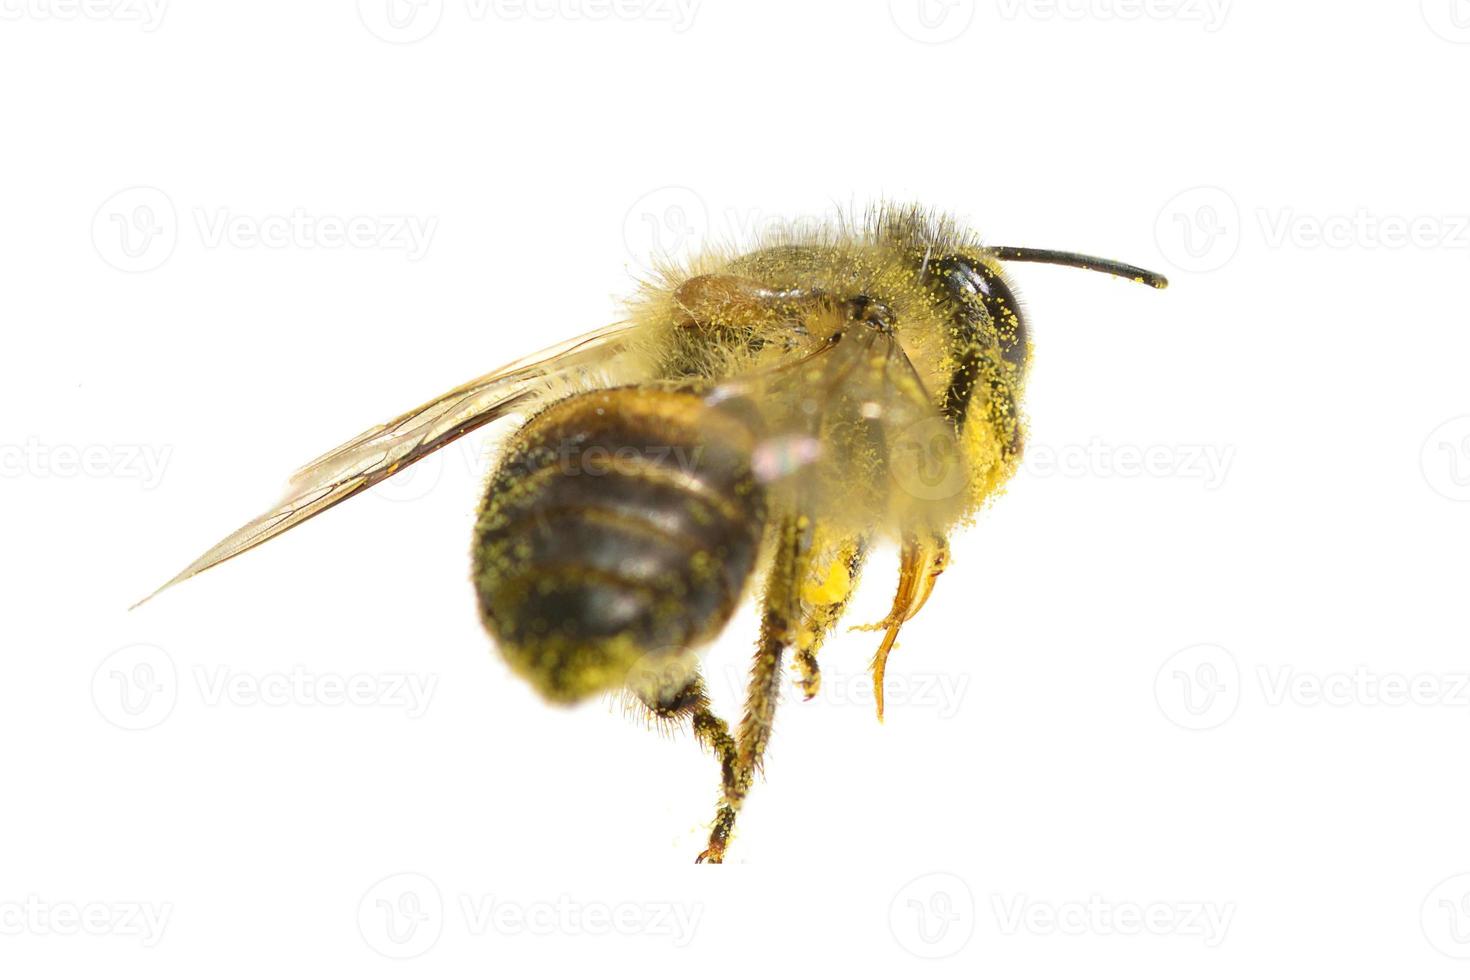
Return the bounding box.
[926,253,1030,370]
[921,245,1169,370]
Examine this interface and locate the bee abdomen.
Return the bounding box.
[473,387,766,703]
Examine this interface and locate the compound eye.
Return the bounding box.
[931,256,1029,369]
[926,254,985,301]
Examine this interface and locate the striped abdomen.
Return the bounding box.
[472,386,767,703]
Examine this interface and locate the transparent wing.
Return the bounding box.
[134,323,641,607]
[708,328,967,533]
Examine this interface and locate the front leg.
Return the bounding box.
[856,532,949,722]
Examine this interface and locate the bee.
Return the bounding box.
[137,204,1166,863]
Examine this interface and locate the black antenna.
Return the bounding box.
[987,246,1169,289]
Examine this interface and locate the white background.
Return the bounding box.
[5,0,1470,976]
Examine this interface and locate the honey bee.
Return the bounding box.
[137,204,1166,862]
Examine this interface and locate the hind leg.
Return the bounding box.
[624,518,823,864]
[626,658,739,815]
[696,516,810,863]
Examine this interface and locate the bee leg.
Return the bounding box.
[626,667,739,815]
[854,533,950,723]
[793,537,870,700]
[697,516,810,864]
